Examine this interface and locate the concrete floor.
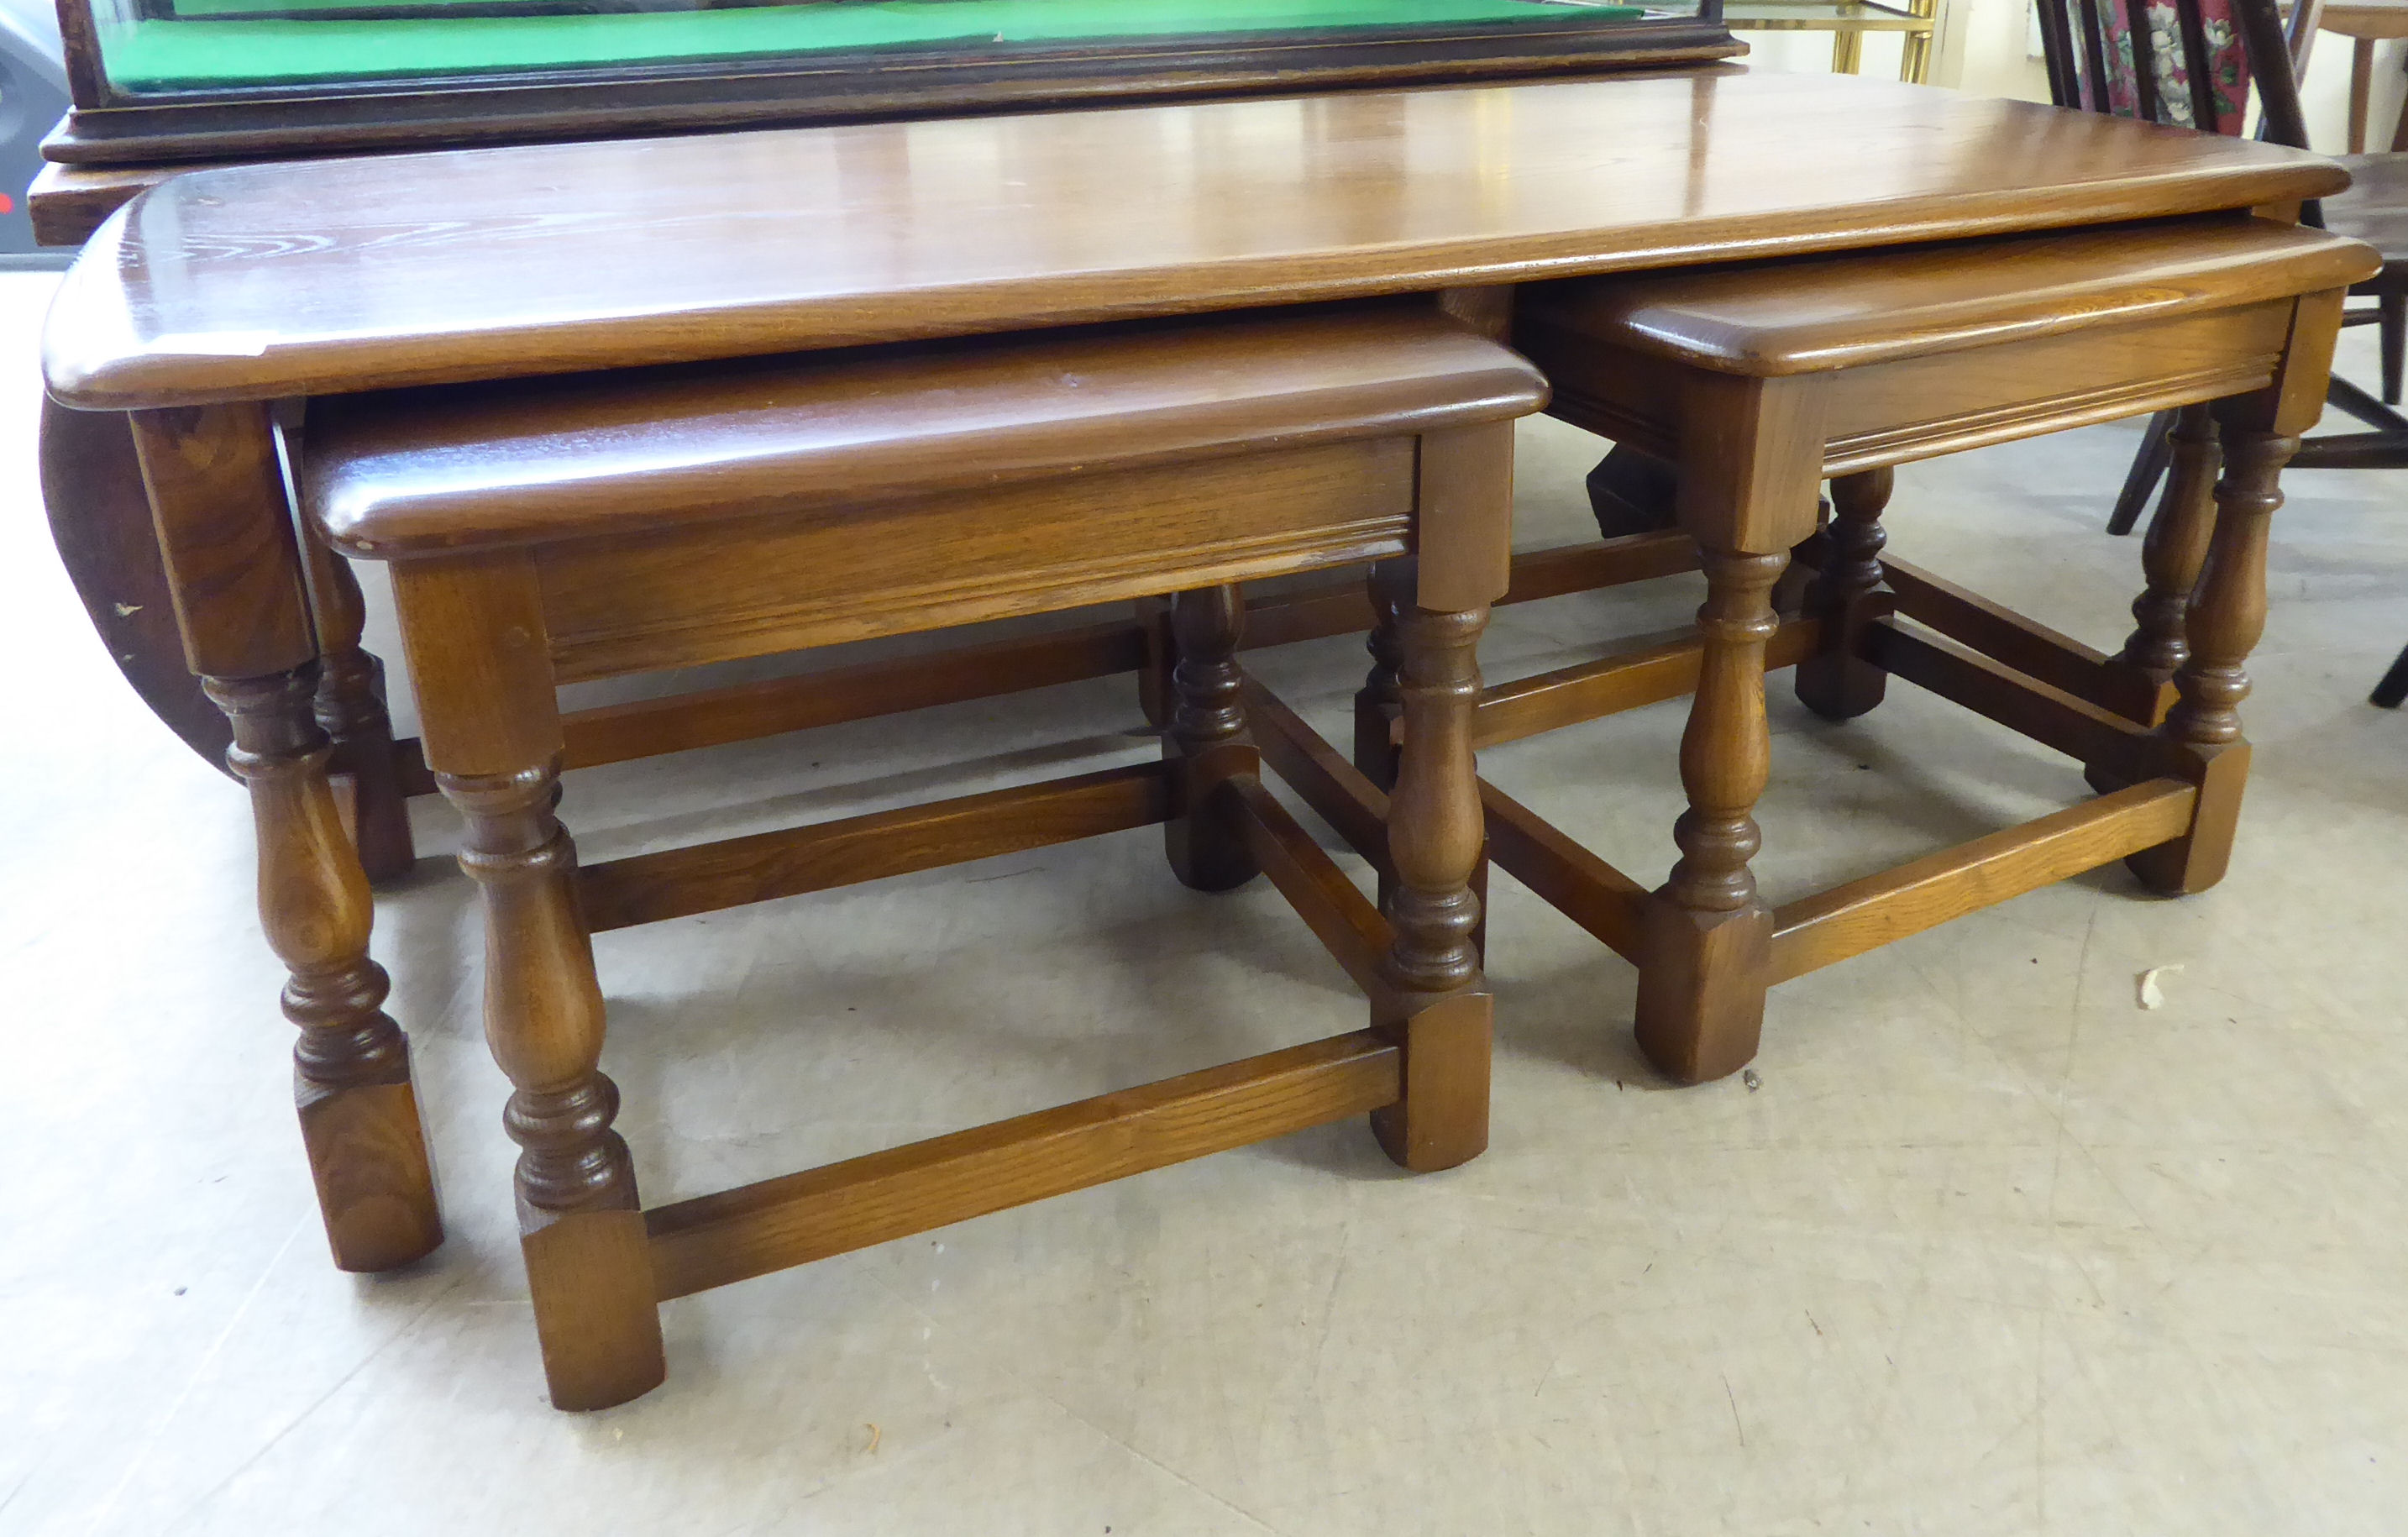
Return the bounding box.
[6,266,2406,1537]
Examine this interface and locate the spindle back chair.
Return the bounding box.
[2039,0,2408,705]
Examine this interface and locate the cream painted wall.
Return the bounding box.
[1737,0,2399,155]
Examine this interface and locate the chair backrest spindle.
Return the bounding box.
[2033,0,2329,222]
[2073,0,2116,113]
[2122,0,2166,122]
[2172,0,2222,131]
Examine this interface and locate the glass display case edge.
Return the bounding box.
[44,0,1737,166]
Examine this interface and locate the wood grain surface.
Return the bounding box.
[45,71,2352,409]
[1519,218,2376,374]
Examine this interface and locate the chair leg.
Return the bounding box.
[2323,372,2408,433]
[1635,546,1789,1084]
[443,762,666,1411]
[1793,466,1892,721]
[2106,408,2178,538]
[1369,560,1492,1172]
[206,666,443,1273]
[2127,414,2295,896]
[1162,585,1261,893]
[2384,292,2406,407]
[2372,641,2408,708]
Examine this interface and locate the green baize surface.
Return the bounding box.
[110,0,1642,89]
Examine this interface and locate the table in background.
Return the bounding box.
[2324,0,2408,150]
[1723,0,1936,81]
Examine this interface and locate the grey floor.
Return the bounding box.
[6,267,2406,1537]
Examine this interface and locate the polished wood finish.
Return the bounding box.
[1637,545,1793,1083]
[1876,553,2160,724]
[1536,220,2372,375]
[1480,779,1647,961]
[307,307,1541,553]
[45,64,2381,1402]
[130,402,443,1272]
[553,440,1408,679]
[1229,775,1395,999]
[648,1031,1402,1303]
[44,73,2352,412]
[394,552,667,1413]
[400,532,1699,788]
[444,751,668,1413]
[1792,466,1894,720]
[39,396,233,775]
[299,522,416,881]
[1164,585,1261,894]
[559,621,1145,771]
[1242,677,1393,879]
[38,71,2358,784]
[2128,400,2307,893]
[1371,554,1495,1171]
[127,403,317,680]
[1492,215,2368,1082]
[1471,617,1822,748]
[301,307,1539,1405]
[1765,779,2200,980]
[1860,621,2164,783]
[579,762,1173,933]
[207,667,443,1273]
[2114,402,2222,700]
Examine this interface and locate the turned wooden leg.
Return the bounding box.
[207,667,443,1272]
[2126,415,2295,896]
[2090,405,2221,795]
[1371,564,1493,1172]
[1351,561,1410,792]
[302,541,416,884]
[2116,402,2220,706]
[1636,548,1788,1084]
[395,553,661,1410]
[1793,467,1892,721]
[1162,585,1260,893]
[1356,562,1489,958]
[443,763,665,1410]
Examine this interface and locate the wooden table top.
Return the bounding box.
[43,68,2348,412]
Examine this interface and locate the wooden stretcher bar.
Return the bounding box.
[646,1028,1401,1300]
[388,532,1703,796]
[578,759,1172,931]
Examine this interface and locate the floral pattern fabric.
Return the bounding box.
[2096,0,2252,132]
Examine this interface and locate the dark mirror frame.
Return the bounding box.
[45,0,1735,165]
